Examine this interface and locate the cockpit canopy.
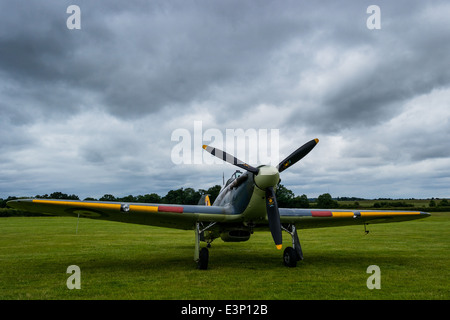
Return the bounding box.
[224,170,243,188]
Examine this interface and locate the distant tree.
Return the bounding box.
[4,196,18,207]
[183,188,201,205]
[275,184,295,207]
[50,192,65,199]
[438,199,449,207]
[35,192,78,200]
[162,188,185,204]
[119,195,137,202]
[35,194,49,199]
[99,194,116,201]
[36,192,80,200]
[136,193,161,203]
[428,200,436,207]
[292,194,309,208]
[316,193,338,209]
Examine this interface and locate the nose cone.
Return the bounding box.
[254,165,280,190]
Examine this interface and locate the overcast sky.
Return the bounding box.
[1,0,450,200]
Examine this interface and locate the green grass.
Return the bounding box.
[0,214,448,300]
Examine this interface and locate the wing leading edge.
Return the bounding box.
[7,199,236,230]
[279,208,430,229]
[7,199,430,231]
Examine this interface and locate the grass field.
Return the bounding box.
[0,213,448,300]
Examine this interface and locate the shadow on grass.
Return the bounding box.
[65,245,416,273]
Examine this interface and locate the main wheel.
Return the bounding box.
[283,247,297,267]
[197,247,209,270]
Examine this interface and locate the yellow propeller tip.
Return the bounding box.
[276,244,283,250]
[314,138,319,143]
[202,145,208,149]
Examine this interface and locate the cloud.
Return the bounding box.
[1,1,449,199]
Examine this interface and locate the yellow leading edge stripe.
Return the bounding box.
[332,211,354,218]
[331,211,421,218]
[33,199,121,210]
[33,200,161,213]
[129,205,158,213]
[360,211,421,216]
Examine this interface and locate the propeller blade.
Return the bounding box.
[202,145,259,174]
[265,187,282,249]
[277,138,319,173]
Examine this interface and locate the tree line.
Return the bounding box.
[0,185,336,209]
[0,185,223,209]
[1,184,449,212]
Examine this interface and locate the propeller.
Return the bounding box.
[202,138,319,250]
[277,138,319,173]
[266,187,282,249]
[202,145,259,174]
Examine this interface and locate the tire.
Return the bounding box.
[197,247,209,270]
[283,247,297,267]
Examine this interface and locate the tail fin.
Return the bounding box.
[198,194,211,206]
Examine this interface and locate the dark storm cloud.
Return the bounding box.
[89,0,312,118]
[278,1,450,134]
[1,0,313,120]
[1,0,450,199]
[2,0,449,125]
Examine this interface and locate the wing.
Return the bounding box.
[7,199,234,230]
[279,208,430,229]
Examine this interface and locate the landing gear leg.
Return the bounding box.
[195,222,216,270]
[282,224,303,267]
[194,222,200,261]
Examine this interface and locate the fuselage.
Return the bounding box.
[209,167,280,242]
